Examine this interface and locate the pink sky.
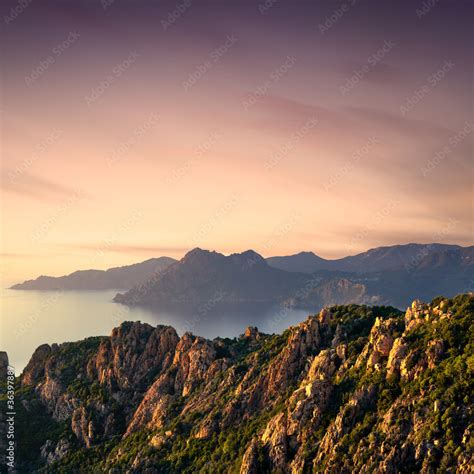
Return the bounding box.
[1,0,472,284]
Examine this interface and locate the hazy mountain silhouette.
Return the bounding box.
[11,257,176,290]
[114,245,473,310]
[11,244,473,310]
[266,243,468,273]
[113,248,311,305]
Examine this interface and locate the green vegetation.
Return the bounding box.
[13,295,473,473]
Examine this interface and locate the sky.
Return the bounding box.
[1,0,473,285]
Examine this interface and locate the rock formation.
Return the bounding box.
[14,294,474,473]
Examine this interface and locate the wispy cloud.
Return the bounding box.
[63,243,189,256]
[250,94,451,143]
[1,169,78,201]
[345,106,453,139]
[336,60,402,85]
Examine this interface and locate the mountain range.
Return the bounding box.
[6,293,473,472]
[266,243,471,273]
[11,244,474,310]
[10,257,176,291]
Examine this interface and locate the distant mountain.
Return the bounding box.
[115,245,473,311]
[10,257,176,290]
[266,251,330,273]
[12,244,473,310]
[267,243,468,273]
[114,248,309,305]
[363,246,474,308]
[113,248,374,308]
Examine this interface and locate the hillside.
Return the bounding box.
[113,247,473,311]
[10,257,176,291]
[266,243,469,274]
[113,249,379,309]
[8,294,473,472]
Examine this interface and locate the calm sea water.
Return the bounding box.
[0,289,310,373]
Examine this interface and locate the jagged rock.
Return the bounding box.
[240,438,260,474]
[261,412,288,470]
[318,307,333,324]
[0,352,8,381]
[71,407,94,448]
[426,339,444,369]
[405,299,429,332]
[12,295,474,473]
[125,371,175,435]
[195,414,219,439]
[306,348,337,381]
[262,317,320,403]
[315,385,377,467]
[22,344,52,385]
[40,439,70,465]
[386,337,408,378]
[242,326,261,341]
[172,334,217,396]
[366,318,396,370]
[87,322,179,392]
[149,431,173,448]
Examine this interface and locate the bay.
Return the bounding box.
[0,288,310,373]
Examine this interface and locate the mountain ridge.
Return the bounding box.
[266,243,469,273]
[11,293,474,472]
[10,257,177,291]
[113,245,473,310]
[113,248,312,306]
[10,244,473,312]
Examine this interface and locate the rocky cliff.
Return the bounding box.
[9,294,474,472]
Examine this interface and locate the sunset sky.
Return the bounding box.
[1,0,473,285]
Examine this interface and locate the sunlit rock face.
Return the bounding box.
[16,294,474,473]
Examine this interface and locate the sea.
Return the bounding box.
[0,288,310,373]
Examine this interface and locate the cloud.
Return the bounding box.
[345,106,453,139]
[336,61,402,84]
[247,95,451,147]
[0,253,32,258]
[1,169,79,201]
[64,243,189,256]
